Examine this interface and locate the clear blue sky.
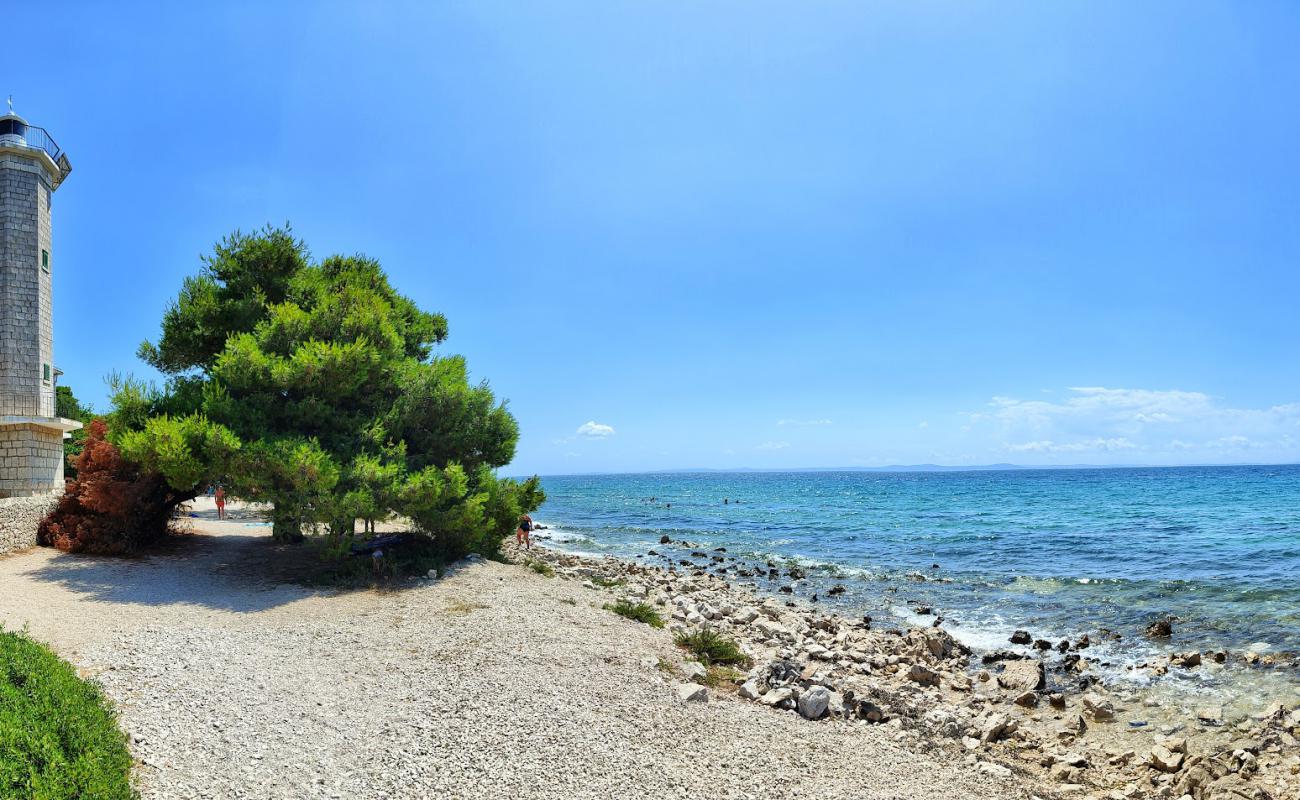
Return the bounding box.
[8,2,1300,475]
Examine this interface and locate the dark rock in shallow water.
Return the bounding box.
[1145,618,1174,638]
[913,605,933,616]
[779,585,793,594]
[982,649,1029,664]
[787,567,807,580]
[647,550,658,556]
[828,585,846,596]
[1034,639,1052,651]
[659,535,671,544]
[810,594,819,603]
[1010,630,1033,645]
[1057,640,1070,653]
[714,547,726,552]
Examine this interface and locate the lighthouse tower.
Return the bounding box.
[0,100,79,497]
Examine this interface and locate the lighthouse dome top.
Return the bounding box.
[0,101,71,188]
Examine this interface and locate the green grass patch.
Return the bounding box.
[590,576,625,588]
[0,629,135,799]
[673,629,751,667]
[702,665,747,688]
[525,559,555,577]
[604,599,665,628]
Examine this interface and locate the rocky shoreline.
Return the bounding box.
[517,538,1300,800]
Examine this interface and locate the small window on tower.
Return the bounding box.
[42,363,50,383]
[41,249,49,273]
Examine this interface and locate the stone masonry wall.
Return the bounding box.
[0,151,52,417]
[0,493,57,555]
[0,424,63,498]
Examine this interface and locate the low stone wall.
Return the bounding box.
[0,493,58,556]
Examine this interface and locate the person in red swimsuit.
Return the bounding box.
[215,486,227,520]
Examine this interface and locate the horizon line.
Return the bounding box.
[507,460,1300,480]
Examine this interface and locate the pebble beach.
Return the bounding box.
[0,502,1029,800]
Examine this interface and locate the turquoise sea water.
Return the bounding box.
[535,467,1300,671]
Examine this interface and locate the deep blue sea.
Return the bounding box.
[535,466,1300,672]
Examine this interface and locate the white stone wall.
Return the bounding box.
[0,424,63,497]
[0,493,57,555]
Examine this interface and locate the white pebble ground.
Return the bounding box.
[0,500,1031,799]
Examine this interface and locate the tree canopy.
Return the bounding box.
[116,225,541,557]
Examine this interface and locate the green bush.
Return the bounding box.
[674,629,751,666]
[0,629,135,799]
[525,559,554,577]
[590,576,624,588]
[605,599,665,628]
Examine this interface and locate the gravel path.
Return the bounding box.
[0,501,1033,799]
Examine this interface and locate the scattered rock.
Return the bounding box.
[675,683,709,703]
[1010,630,1033,645]
[760,687,794,707]
[1149,744,1184,773]
[798,686,831,720]
[1013,690,1038,708]
[680,661,708,683]
[997,659,1045,692]
[977,761,1012,778]
[1082,693,1116,722]
[907,663,940,687]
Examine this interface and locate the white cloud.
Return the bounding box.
[777,418,832,426]
[576,421,615,438]
[756,441,790,450]
[1004,437,1136,454]
[967,387,1300,463]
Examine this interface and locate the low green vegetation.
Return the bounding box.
[525,559,555,577]
[590,576,624,588]
[702,665,747,688]
[0,630,135,800]
[604,599,665,628]
[673,629,751,666]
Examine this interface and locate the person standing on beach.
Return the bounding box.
[215,486,227,520]
[517,514,534,550]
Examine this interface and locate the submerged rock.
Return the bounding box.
[1145,617,1174,638]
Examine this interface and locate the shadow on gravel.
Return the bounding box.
[20,528,485,613]
[20,533,316,613]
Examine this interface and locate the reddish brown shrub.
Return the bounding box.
[38,420,194,555]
